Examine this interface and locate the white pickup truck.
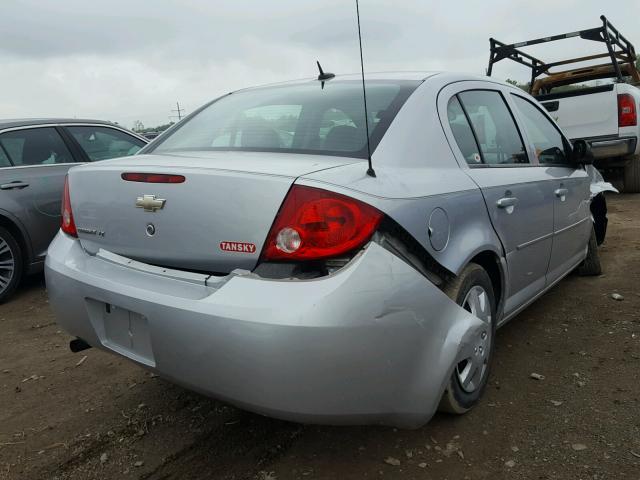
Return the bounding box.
[488,16,640,191]
[538,79,640,192]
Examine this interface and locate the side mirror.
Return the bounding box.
[571,139,594,165]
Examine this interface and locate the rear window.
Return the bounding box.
[148,80,419,159]
[66,126,145,161]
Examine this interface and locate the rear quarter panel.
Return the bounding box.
[299,75,505,277]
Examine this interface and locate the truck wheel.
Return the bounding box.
[438,263,496,414]
[623,155,640,193]
[577,226,602,276]
[0,226,23,304]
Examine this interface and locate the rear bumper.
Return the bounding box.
[45,233,484,428]
[583,136,637,161]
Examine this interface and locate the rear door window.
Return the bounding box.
[0,145,11,167]
[66,126,145,161]
[0,127,75,166]
[458,90,529,165]
[511,95,571,166]
[447,96,482,164]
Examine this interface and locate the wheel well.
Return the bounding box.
[0,215,30,266]
[470,251,503,311]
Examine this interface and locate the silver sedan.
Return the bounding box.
[45,72,599,427]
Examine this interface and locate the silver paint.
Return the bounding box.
[46,234,484,427]
[45,73,593,427]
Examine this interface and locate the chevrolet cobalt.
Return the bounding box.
[45,73,599,427]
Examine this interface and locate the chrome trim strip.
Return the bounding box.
[516,232,553,251]
[554,216,590,236]
[0,163,78,170]
[0,123,147,141]
[515,216,590,251]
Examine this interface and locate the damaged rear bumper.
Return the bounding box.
[45,233,484,428]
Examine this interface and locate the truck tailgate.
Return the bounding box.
[539,85,618,140]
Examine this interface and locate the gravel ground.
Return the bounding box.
[1,194,639,480]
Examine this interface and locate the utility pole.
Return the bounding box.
[170,102,185,122]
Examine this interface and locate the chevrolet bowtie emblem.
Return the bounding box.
[136,194,166,212]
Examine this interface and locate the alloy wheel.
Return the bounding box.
[455,285,492,393]
[0,236,15,294]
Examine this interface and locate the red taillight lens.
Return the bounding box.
[618,93,637,127]
[61,176,77,237]
[121,173,185,183]
[261,185,383,261]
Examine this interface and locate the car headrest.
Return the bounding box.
[240,124,281,149]
[323,125,363,152]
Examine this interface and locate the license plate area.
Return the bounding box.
[86,299,155,366]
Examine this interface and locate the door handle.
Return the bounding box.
[496,197,518,208]
[555,188,568,202]
[0,181,30,190]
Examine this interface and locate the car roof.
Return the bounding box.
[233,71,521,95]
[0,118,119,130]
[236,71,440,92]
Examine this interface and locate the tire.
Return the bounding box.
[623,155,640,193]
[590,193,607,246]
[438,263,496,415]
[576,226,602,276]
[0,226,23,304]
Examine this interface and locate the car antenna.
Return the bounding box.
[355,0,376,177]
[316,61,335,89]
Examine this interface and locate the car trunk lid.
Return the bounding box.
[68,151,359,274]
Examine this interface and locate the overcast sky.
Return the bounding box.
[2,0,639,128]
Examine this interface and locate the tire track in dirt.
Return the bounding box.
[142,413,304,480]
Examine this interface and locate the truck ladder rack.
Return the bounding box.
[487,16,639,95]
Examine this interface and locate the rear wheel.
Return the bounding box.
[623,155,640,193]
[577,226,602,276]
[438,263,496,414]
[0,226,22,304]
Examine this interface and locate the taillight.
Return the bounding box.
[121,173,185,183]
[261,185,383,261]
[61,176,77,237]
[618,93,637,127]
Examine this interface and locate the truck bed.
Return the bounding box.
[537,82,640,161]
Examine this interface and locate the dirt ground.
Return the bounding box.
[1,194,639,480]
